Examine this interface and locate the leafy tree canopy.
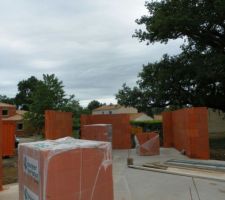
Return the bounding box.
[15,76,41,110]
[87,100,102,112]
[134,0,225,54]
[116,0,225,113]
[0,95,15,105]
[23,74,81,134]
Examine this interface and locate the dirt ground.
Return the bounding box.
[3,156,18,185]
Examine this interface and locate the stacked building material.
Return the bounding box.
[81,114,131,149]
[18,137,113,200]
[81,124,112,142]
[136,132,160,156]
[45,110,73,139]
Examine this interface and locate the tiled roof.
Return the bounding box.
[129,113,146,121]
[3,114,23,121]
[2,110,27,121]
[16,110,27,115]
[93,104,122,111]
[0,102,16,108]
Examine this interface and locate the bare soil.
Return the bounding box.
[3,156,18,185]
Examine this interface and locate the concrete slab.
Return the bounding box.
[1,148,225,200]
[113,148,225,200]
[0,183,18,200]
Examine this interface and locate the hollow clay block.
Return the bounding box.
[18,137,113,200]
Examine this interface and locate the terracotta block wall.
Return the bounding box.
[163,107,209,159]
[2,121,15,157]
[81,114,131,149]
[81,124,112,142]
[45,110,73,140]
[0,118,2,191]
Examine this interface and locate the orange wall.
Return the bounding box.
[163,107,209,159]
[2,121,15,157]
[0,118,2,190]
[81,114,131,149]
[45,110,73,139]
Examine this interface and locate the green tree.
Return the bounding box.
[87,100,102,112]
[24,74,73,134]
[134,0,225,54]
[15,76,41,110]
[116,0,225,113]
[0,95,15,105]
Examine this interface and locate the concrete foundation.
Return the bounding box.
[1,148,225,200]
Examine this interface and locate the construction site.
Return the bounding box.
[0,103,225,200]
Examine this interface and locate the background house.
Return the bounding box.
[0,102,26,136]
[129,113,153,121]
[92,104,138,115]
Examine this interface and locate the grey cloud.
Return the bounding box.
[0,0,182,106]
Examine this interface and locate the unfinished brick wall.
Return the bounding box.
[0,118,2,191]
[45,110,73,140]
[163,107,209,159]
[81,114,131,149]
[2,121,16,157]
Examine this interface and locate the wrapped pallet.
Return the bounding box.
[136,132,160,156]
[81,124,112,142]
[18,137,113,200]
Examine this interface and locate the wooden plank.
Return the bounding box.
[128,165,225,182]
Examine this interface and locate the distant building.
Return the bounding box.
[129,113,153,121]
[0,102,27,136]
[92,104,138,115]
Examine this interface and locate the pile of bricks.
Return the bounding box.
[136,132,160,156]
[18,137,113,200]
[81,114,131,149]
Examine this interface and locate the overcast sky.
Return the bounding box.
[0,0,182,106]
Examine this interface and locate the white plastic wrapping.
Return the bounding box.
[18,137,113,200]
